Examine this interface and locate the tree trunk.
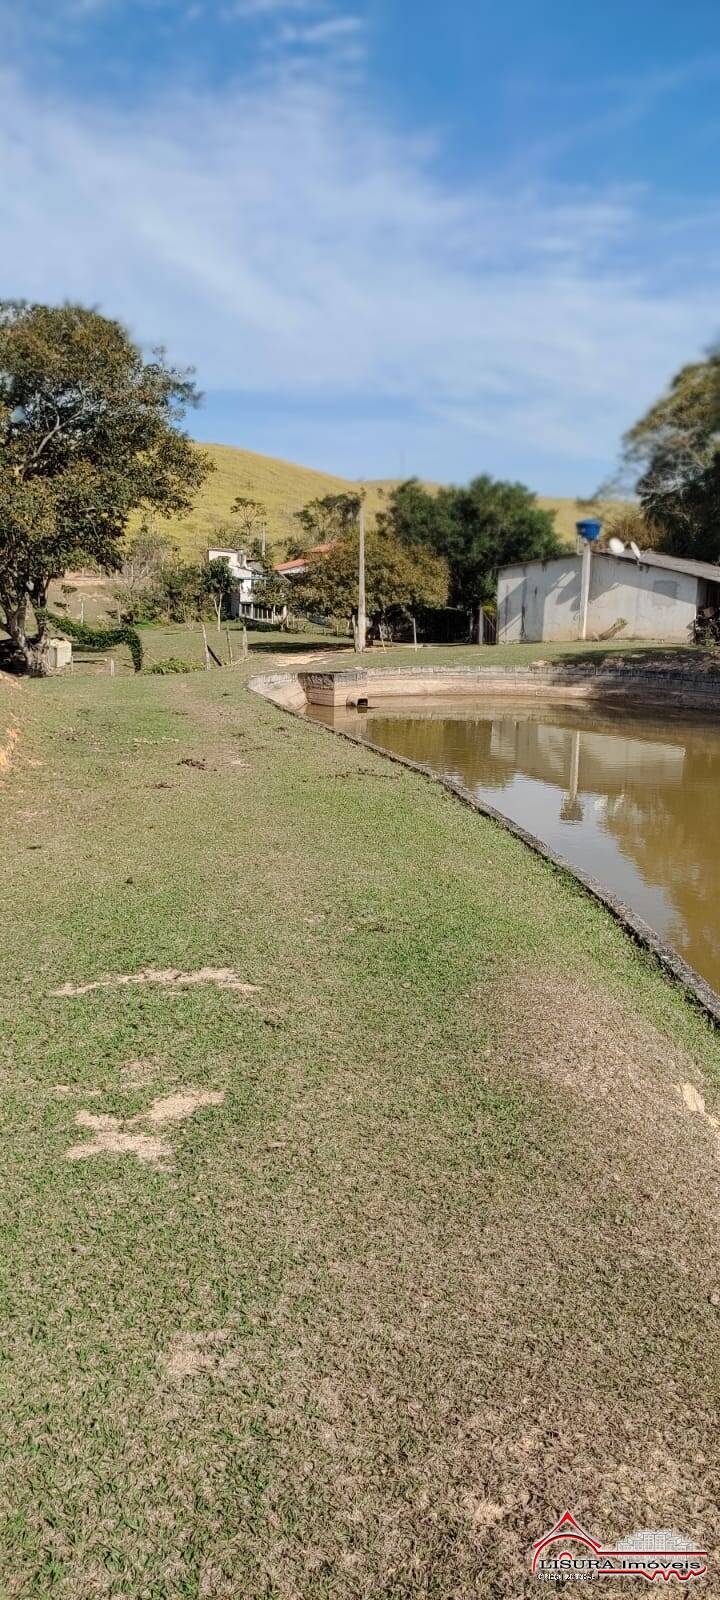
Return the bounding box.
[1,587,50,675]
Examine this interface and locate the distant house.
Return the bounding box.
[208,547,283,623]
[208,547,262,599]
[496,546,720,644]
[273,541,339,579]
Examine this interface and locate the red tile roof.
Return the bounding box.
[274,540,339,575]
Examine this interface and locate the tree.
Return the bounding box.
[600,503,663,552]
[619,349,720,561]
[252,572,288,611]
[230,495,264,528]
[122,526,176,590]
[381,476,561,617]
[287,492,362,558]
[293,527,448,629]
[202,556,236,631]
[0,301,212,672]
[247,534,277,566]
[152,560,205,624]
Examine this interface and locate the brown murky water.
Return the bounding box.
[307,696,720,993]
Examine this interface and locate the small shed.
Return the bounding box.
[496,547,720,644]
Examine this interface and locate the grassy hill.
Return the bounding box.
[149,442,609,560]
[149,444,398,561]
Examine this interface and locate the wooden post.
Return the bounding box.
[225,627,234,665]
[109,656,115,677]
[242,626,248,660]
[412,615,418,652]
[200,621,211,671]
[357,503,366,654]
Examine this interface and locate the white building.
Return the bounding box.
[207,547,283,622]
[496,547,720,644]
[207,547,260,603]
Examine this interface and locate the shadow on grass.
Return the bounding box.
[248,635,352,657]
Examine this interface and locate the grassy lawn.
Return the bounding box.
[58,618,694,678]
[292,635,692,671]
[2,660,720,1596]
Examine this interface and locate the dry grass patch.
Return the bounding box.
[163,1329,237,1383]
[52,966,259,998]
[65,1110,170,1165]
[142,1088,225,1125]
[65,1089,225,1165]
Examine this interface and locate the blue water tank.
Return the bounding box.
[576,518,602,542]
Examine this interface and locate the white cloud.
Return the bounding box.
[0,56,716,485]
[226,0,323,17]
[277,14,363,42]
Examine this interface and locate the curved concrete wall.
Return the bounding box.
[250,662,720,715]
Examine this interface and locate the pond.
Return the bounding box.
[307,696,720,994]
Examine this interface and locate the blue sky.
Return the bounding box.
[2,0,719,493]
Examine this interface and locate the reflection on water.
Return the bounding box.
[307,696,720,992]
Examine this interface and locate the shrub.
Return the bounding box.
[144,656,201,674]
[45,612,144,671]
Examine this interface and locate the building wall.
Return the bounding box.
[497,554,699,642]
[208,548,251,582]
[497,556,579,642]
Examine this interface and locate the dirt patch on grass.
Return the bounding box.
[0,725,19,774]
[120,1057,160,1086]
[52,967,259,998]
[65,1111,170,1165]
[141,1089,225,1126]
[0,677,20,775]
[163,1329,237,1383]
[65,1090,225,1165]
[678,1078,720,1140]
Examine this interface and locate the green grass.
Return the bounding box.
[298,635,689,671]
[2,661,720,1595]
[58,621,691,679]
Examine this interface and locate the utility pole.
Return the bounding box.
[357,501,366,654]
[579,541,592,641]
[575,518,602,641]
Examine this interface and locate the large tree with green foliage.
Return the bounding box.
[380,476,561,617]
[620,349,720,561]
[293,527,448,628]
[0,301,212,672]
[286,492,362,558]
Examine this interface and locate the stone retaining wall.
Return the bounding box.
[252,662,720,714]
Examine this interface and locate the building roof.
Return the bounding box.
[598,546,720,583]
[274,540,339,576]
[500,546,720,584]
[274,556,307,575]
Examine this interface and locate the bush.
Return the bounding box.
[144,656,202,675]
[45,612,144,671]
